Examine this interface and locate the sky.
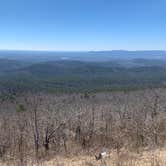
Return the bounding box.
[0,0,166,51]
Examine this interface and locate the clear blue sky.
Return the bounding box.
[0,0,165,51]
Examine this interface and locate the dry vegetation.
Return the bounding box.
[0,89,166,165]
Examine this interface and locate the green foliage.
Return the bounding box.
[16,104,26,113]
[83,92,90,99]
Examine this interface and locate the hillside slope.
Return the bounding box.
[1,60,166,93]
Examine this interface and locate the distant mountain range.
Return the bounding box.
[1,50,166,62]
[1,50,166,94]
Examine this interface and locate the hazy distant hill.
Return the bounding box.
[1,59,166,93]
[1,50,166,93]
[1,50,166,62]
[0,59,31,72]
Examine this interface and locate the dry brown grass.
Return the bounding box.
[41,149,166,166]
[1,149,162,166]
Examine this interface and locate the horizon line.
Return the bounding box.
[0,49,166,52]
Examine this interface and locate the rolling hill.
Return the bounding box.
[1,59,166,94]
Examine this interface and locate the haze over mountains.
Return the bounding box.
[1,50,166,94]
[1,50,166,62]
